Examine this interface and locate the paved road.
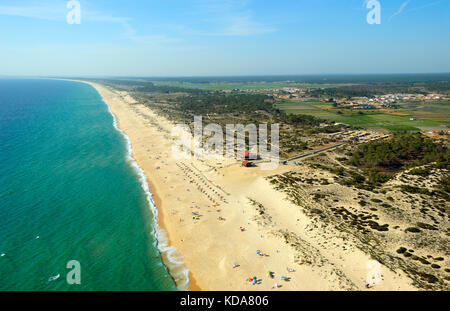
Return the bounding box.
[285,142,346,162]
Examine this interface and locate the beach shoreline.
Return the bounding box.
[68,79,417,292]
[145,176,201,291]
[70,79,197,290]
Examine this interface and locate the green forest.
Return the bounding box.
[349,133,449,171]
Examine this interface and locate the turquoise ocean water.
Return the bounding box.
[0,79,178,291]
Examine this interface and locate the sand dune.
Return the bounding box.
[81,81,417,291]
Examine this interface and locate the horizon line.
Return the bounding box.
[1,72,450,79]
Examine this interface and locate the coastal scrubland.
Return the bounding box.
[84,78,449,290]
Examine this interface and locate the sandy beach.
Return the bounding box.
[80,81,418,291]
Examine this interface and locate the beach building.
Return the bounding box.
[242,161,253,167]
[237,150,258,160]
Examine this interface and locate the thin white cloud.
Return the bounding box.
[389,0,411,21]
[0,3,65,21]
[0,0,275,39]
[405,0,448,13]
[0,1,179,47]
[192,0,277,36]
[216,14,276,36]
[0,1,128,25]
[388,0,449,21]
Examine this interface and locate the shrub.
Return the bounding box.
[416,222,437,231]
[431,264,441,269]
[396,247,407,254]
[419,258,431,265]
[406,227,421,233]
[400,185,432,195]
[409,167,431,176]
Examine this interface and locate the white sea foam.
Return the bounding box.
[99,92,190,291]
[48,274,60,282]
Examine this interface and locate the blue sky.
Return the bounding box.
[0,0,449,76]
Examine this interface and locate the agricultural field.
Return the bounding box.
[393,102,450,123]
[151,81,346,91]
[276,100,450,133]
